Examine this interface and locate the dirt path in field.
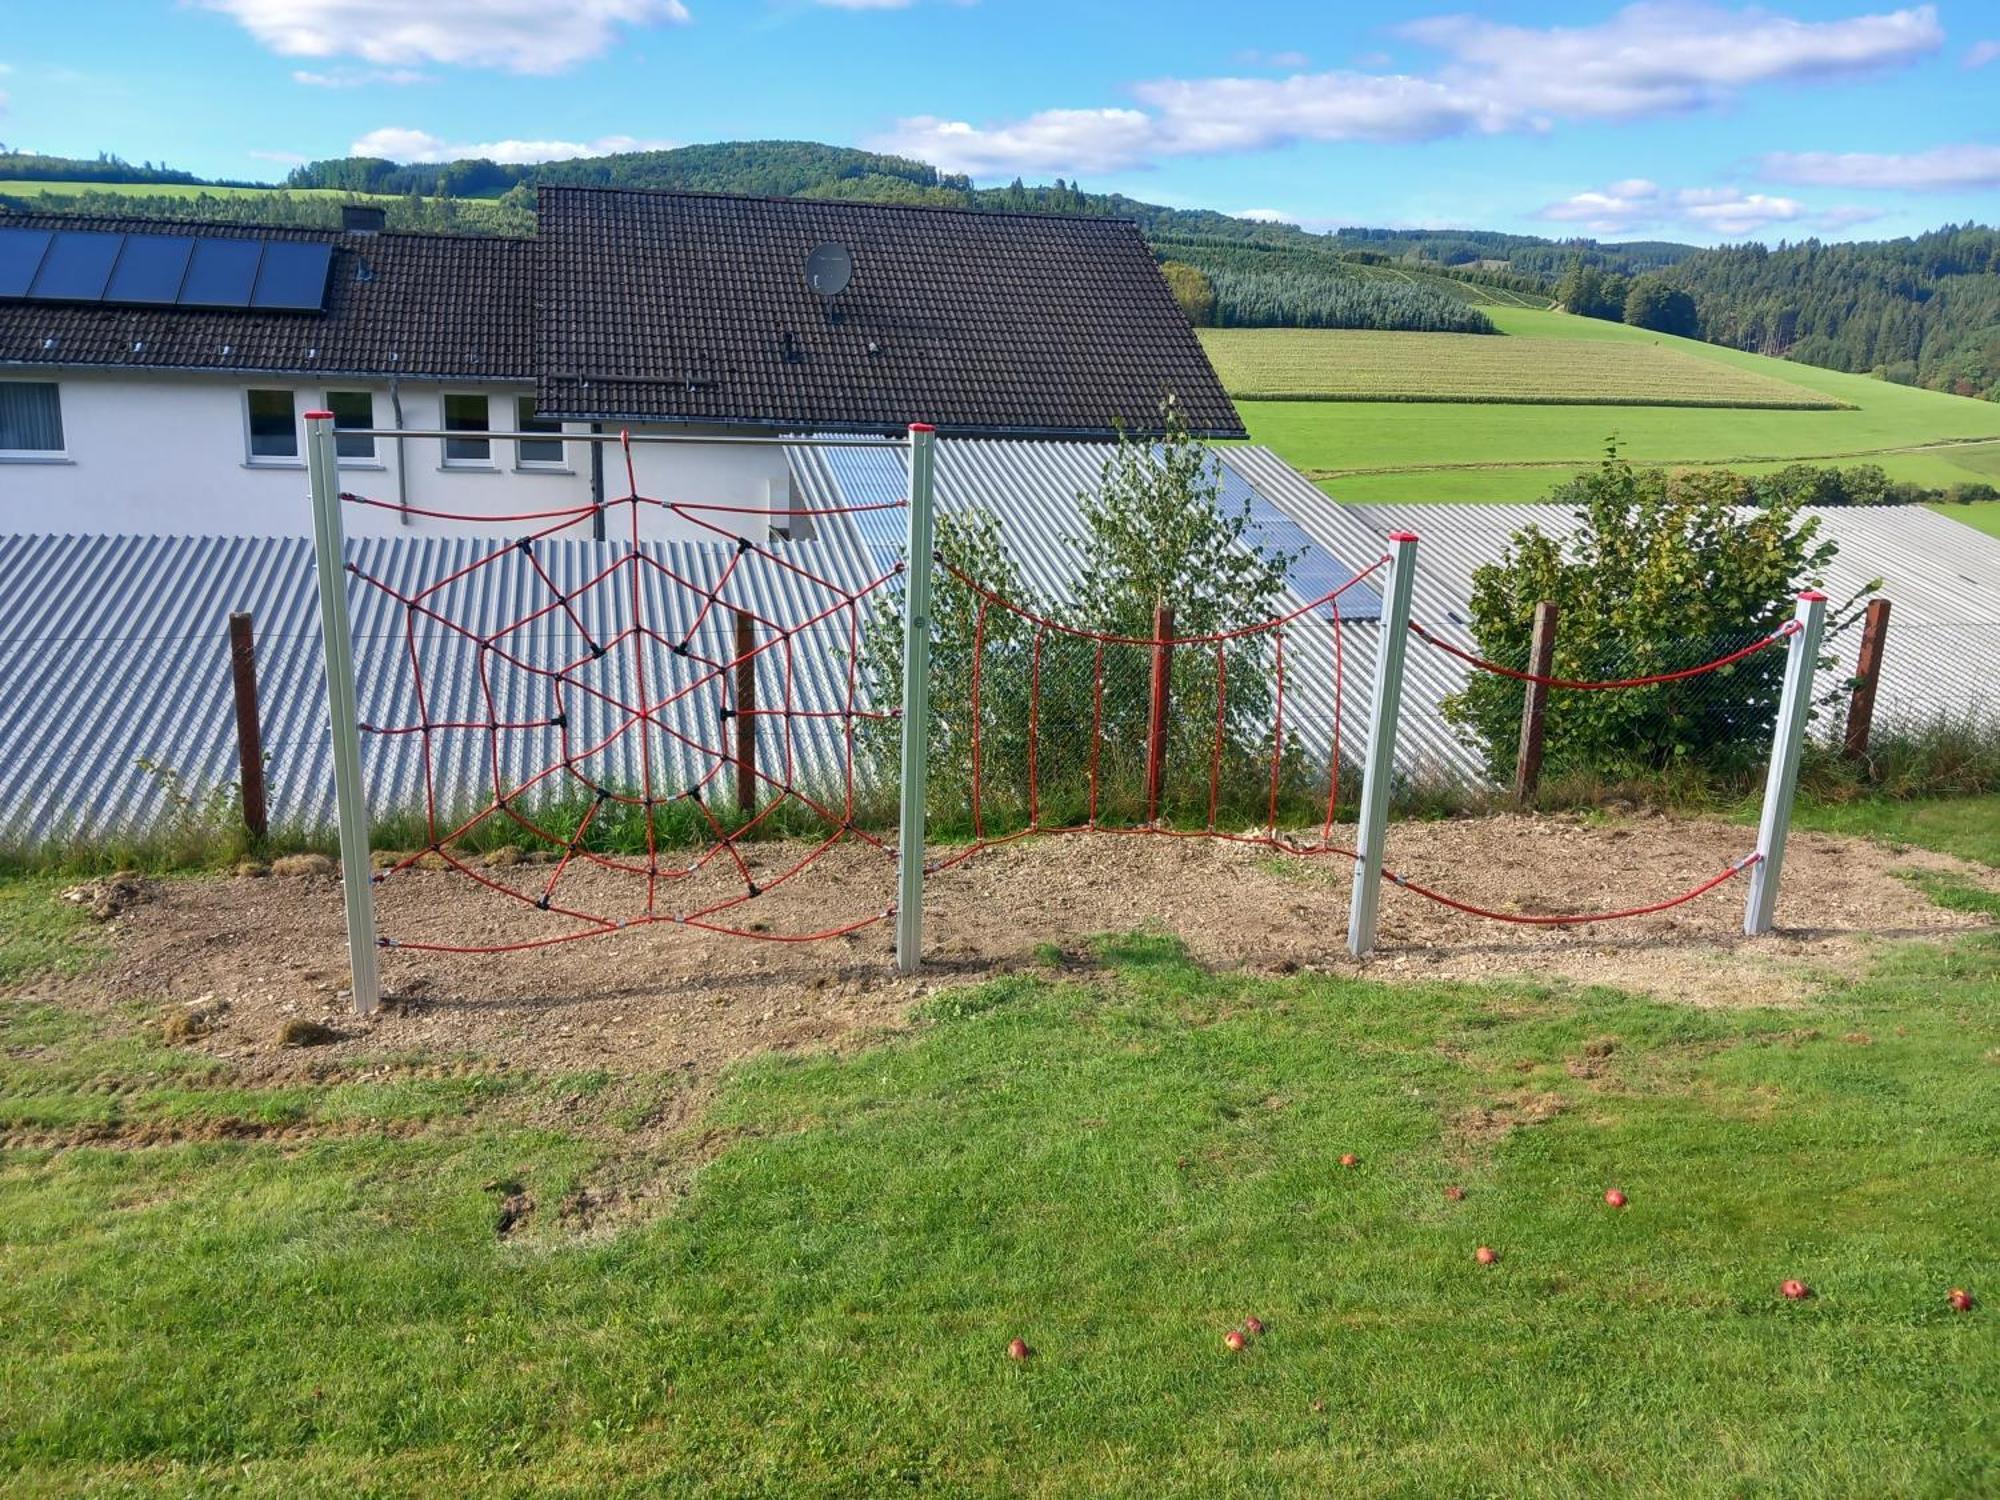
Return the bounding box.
[20,814,1993,1086]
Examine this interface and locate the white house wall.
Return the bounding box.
[0,370,793,543]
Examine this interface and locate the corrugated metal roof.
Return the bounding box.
[2,452,1995,839]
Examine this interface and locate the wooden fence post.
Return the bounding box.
[1513,601,1559,802]
[228,610,268,839]
[1842,597,1891,761]
[1145,603,1175,822]
[734,608,757,814]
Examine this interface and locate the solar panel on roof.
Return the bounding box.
[250,240,333,311]
[179,237,262,308]
[0,228,54,299]
[105,234,195,305]
[28,230,122,302]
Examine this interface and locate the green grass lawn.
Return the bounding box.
[1235,308,2000,504]
[2,811,1997,1496]
[1786,792,2000,869]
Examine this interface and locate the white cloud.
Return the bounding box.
[197,0,690,75]
[879,109,1157,177]
[1535,179,1877,237]
[870,4,1943,180]
[1762,143,2000,190]
[1232,49,1311,69]
[293,66,431,87]
[348,127,674,165]
[1965,39,2000,67]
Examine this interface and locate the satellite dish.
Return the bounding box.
[806,242,854,298]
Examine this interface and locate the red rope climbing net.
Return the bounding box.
[344,437,907,954]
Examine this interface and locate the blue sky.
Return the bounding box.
[1,1,1995,243]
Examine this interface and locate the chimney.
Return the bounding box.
[341,204,387,235]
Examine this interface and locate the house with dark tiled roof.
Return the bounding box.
[0,189,1241,539]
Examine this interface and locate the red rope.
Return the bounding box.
[1409,619,1798,690]
[1384,854,1760,926]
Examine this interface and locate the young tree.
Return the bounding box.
[1443,453,1839,783]
[1623,275,1700,337]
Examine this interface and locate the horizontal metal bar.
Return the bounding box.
[330,427,908,449]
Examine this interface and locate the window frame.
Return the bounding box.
[441,393,493,468]
[244,387,301,466]
[0,380,67,462]
[513,395,568,470]
[325,389,377,463]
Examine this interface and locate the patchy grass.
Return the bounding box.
[1787,793,2000,869]
[1,867,1996,1494]
[0,878,109,985]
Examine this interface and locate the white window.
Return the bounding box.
[246,388,299,462]
[327,390,375,461]
[0,382,65,457]
[442,394,491,466]
[515,396,566,468]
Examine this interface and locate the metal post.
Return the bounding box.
[1745,591,1827,937]
[228,611,269,840]
[895,423,939,977]
[1348,532,1419,958]
[1145,603,1175,823]
[1513,600,1558,803]
[305,412,381,1016]
[734,608,757,814]
[1842,597,1890,761]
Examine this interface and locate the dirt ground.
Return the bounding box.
[23,814,1997,1083]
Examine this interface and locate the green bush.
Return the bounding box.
[1444,455,1839,782]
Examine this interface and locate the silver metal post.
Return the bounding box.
[1348,532,1420,958]
[895,424,939,976]
[305,412,382,1015]
[1745,591,1827,936]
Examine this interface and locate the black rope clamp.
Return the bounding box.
[746,881,761,897]
[534,894,551,911]
[547,711,567,728]
[590,643,607,660]
[683,786,702,803]
[719,706,735,721]
[595,786,611,803]
[516,537,534,555]
[736,536,753,555]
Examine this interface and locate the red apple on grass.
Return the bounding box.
[1782,1280,1811,1301]
[1444,1185,1466,1201]
[1340,1153,1359,1168]
[1948,1288,1975,1312]
[1604,1189,1627,1208]
[1007,1337,1031,1361]
[1244,1316,1265,1336]
[1475,1245,1499,1265]
[1224,1329,1248,1352]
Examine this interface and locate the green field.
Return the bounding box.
[0,181,395,203]
[1236,308,2000,504]
[1201,326,1845,408]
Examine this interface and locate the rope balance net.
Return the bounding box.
[915,555,1389,875]
[342,438,908,955]
[1388,613,1809,926]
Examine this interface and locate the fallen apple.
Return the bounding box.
[1948,1288,1975,1312]
[1007,1337,1031,1361]
[1444,1185,1466,1201]
[1782,1279,1811,1301]
[1244,1315,1265,1336]
[1604,1189,1627,1208]
[1475,1245,1499,1265]
[1224,1329,1247,1351]
[1340,1153,1359,1168]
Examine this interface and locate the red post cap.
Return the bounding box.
[908,422,937,433]
[1388,530,1420,543]
[303,409,334,420]
[1798,590,1829,602]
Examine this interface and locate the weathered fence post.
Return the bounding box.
[1514,600,1559,802]
[227,611,268,840]
[1349,531,1419,958]
[1145,602,1175,823]
[895,423,939,977]
[733,608,758,814]
[1842,597,1891,761]
[1745,590,1827,937]
[305,411,381,1016]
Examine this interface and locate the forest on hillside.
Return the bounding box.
[4,140,1994,397]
